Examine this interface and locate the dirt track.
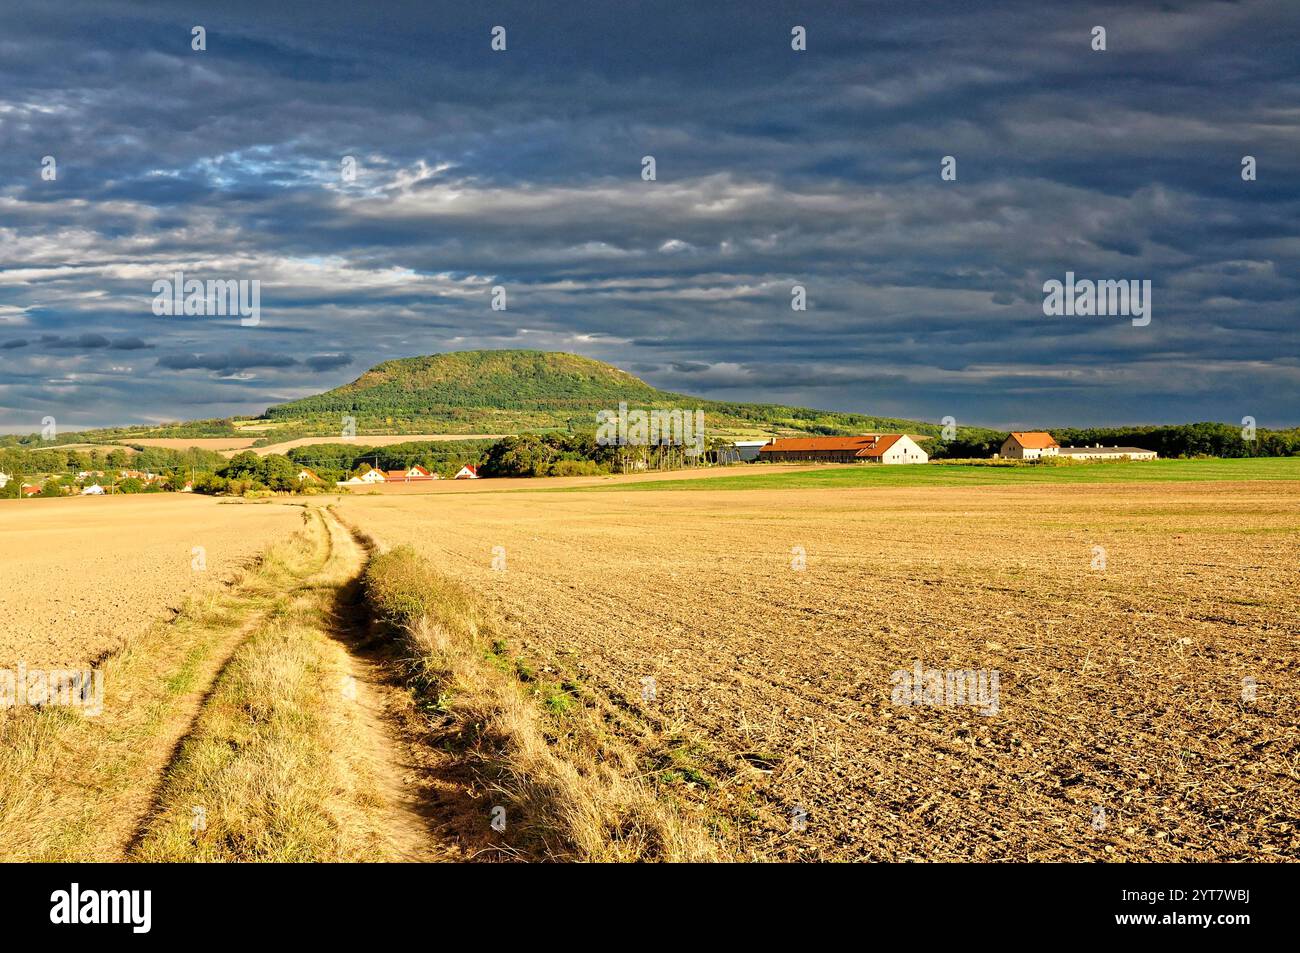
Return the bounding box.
[339,479,1300,861]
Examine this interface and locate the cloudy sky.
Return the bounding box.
[1,0,1297,432]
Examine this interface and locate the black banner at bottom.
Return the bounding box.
[0,861,1281,940]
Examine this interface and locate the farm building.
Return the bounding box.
[454,464,479,479]
[1059,445,1157,461]
[20,484,41,497]
[758,434,928,464]
[710,440,770,464]
[1000,432,1059,460]
[81,484,105,495]
[732,440,770,462]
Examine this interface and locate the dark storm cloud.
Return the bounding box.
[304,353,352,371]
[32,333,153,351]
[43,333,112,349]
[0,0,1297,430]
[2,340,29,350]
[157,349,298,372]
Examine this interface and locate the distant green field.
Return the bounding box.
[587,457,1300,492]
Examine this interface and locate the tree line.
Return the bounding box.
[928,422,1300,459]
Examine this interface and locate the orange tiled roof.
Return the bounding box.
[856,434,904,457]
[759,435,883,453]
[1008,431,1058,449]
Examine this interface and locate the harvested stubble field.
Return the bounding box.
[0,495,301,667]
[338,478,1300,861]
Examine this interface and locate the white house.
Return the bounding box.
[454,464,479,480]
[337,468,387,486]
[0,471,10,489]
[862,434,929,464]
[80,484,105,495]
[1000,432,1060,460]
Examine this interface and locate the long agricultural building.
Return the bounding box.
[1058,445,1158,461]
[758,434,929,464]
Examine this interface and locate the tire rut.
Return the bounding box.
[318,511,466,862]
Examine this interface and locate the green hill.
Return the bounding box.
[258,349,942,439]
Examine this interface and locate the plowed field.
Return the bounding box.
[339,480,1300,861]
[0,496,301,667]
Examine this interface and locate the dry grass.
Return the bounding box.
[130,510,441,861]
[129,615,388,861]
[0,509,325,861]
[362,546,724,861]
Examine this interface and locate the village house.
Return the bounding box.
[20,484,41,497]
[81,484,106,495]
[758,434,929,464]
[1058,444,1158,461]
[296,467,323,485]
[0,471,10,489]
[1000,432,1059,460]
[118,469,161,483]
[383,465,436,483]
[337,467,388,486]
[454,464,479,479]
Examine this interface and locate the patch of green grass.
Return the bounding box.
[645,738,717,790]
[537,681,577,716]
[568,457,1300,492]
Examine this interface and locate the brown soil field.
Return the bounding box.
[234,434,508,457]
[337,480,1300,861]
[0,495,300,667]
[116,437,259,452]
[40,443,134,454]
